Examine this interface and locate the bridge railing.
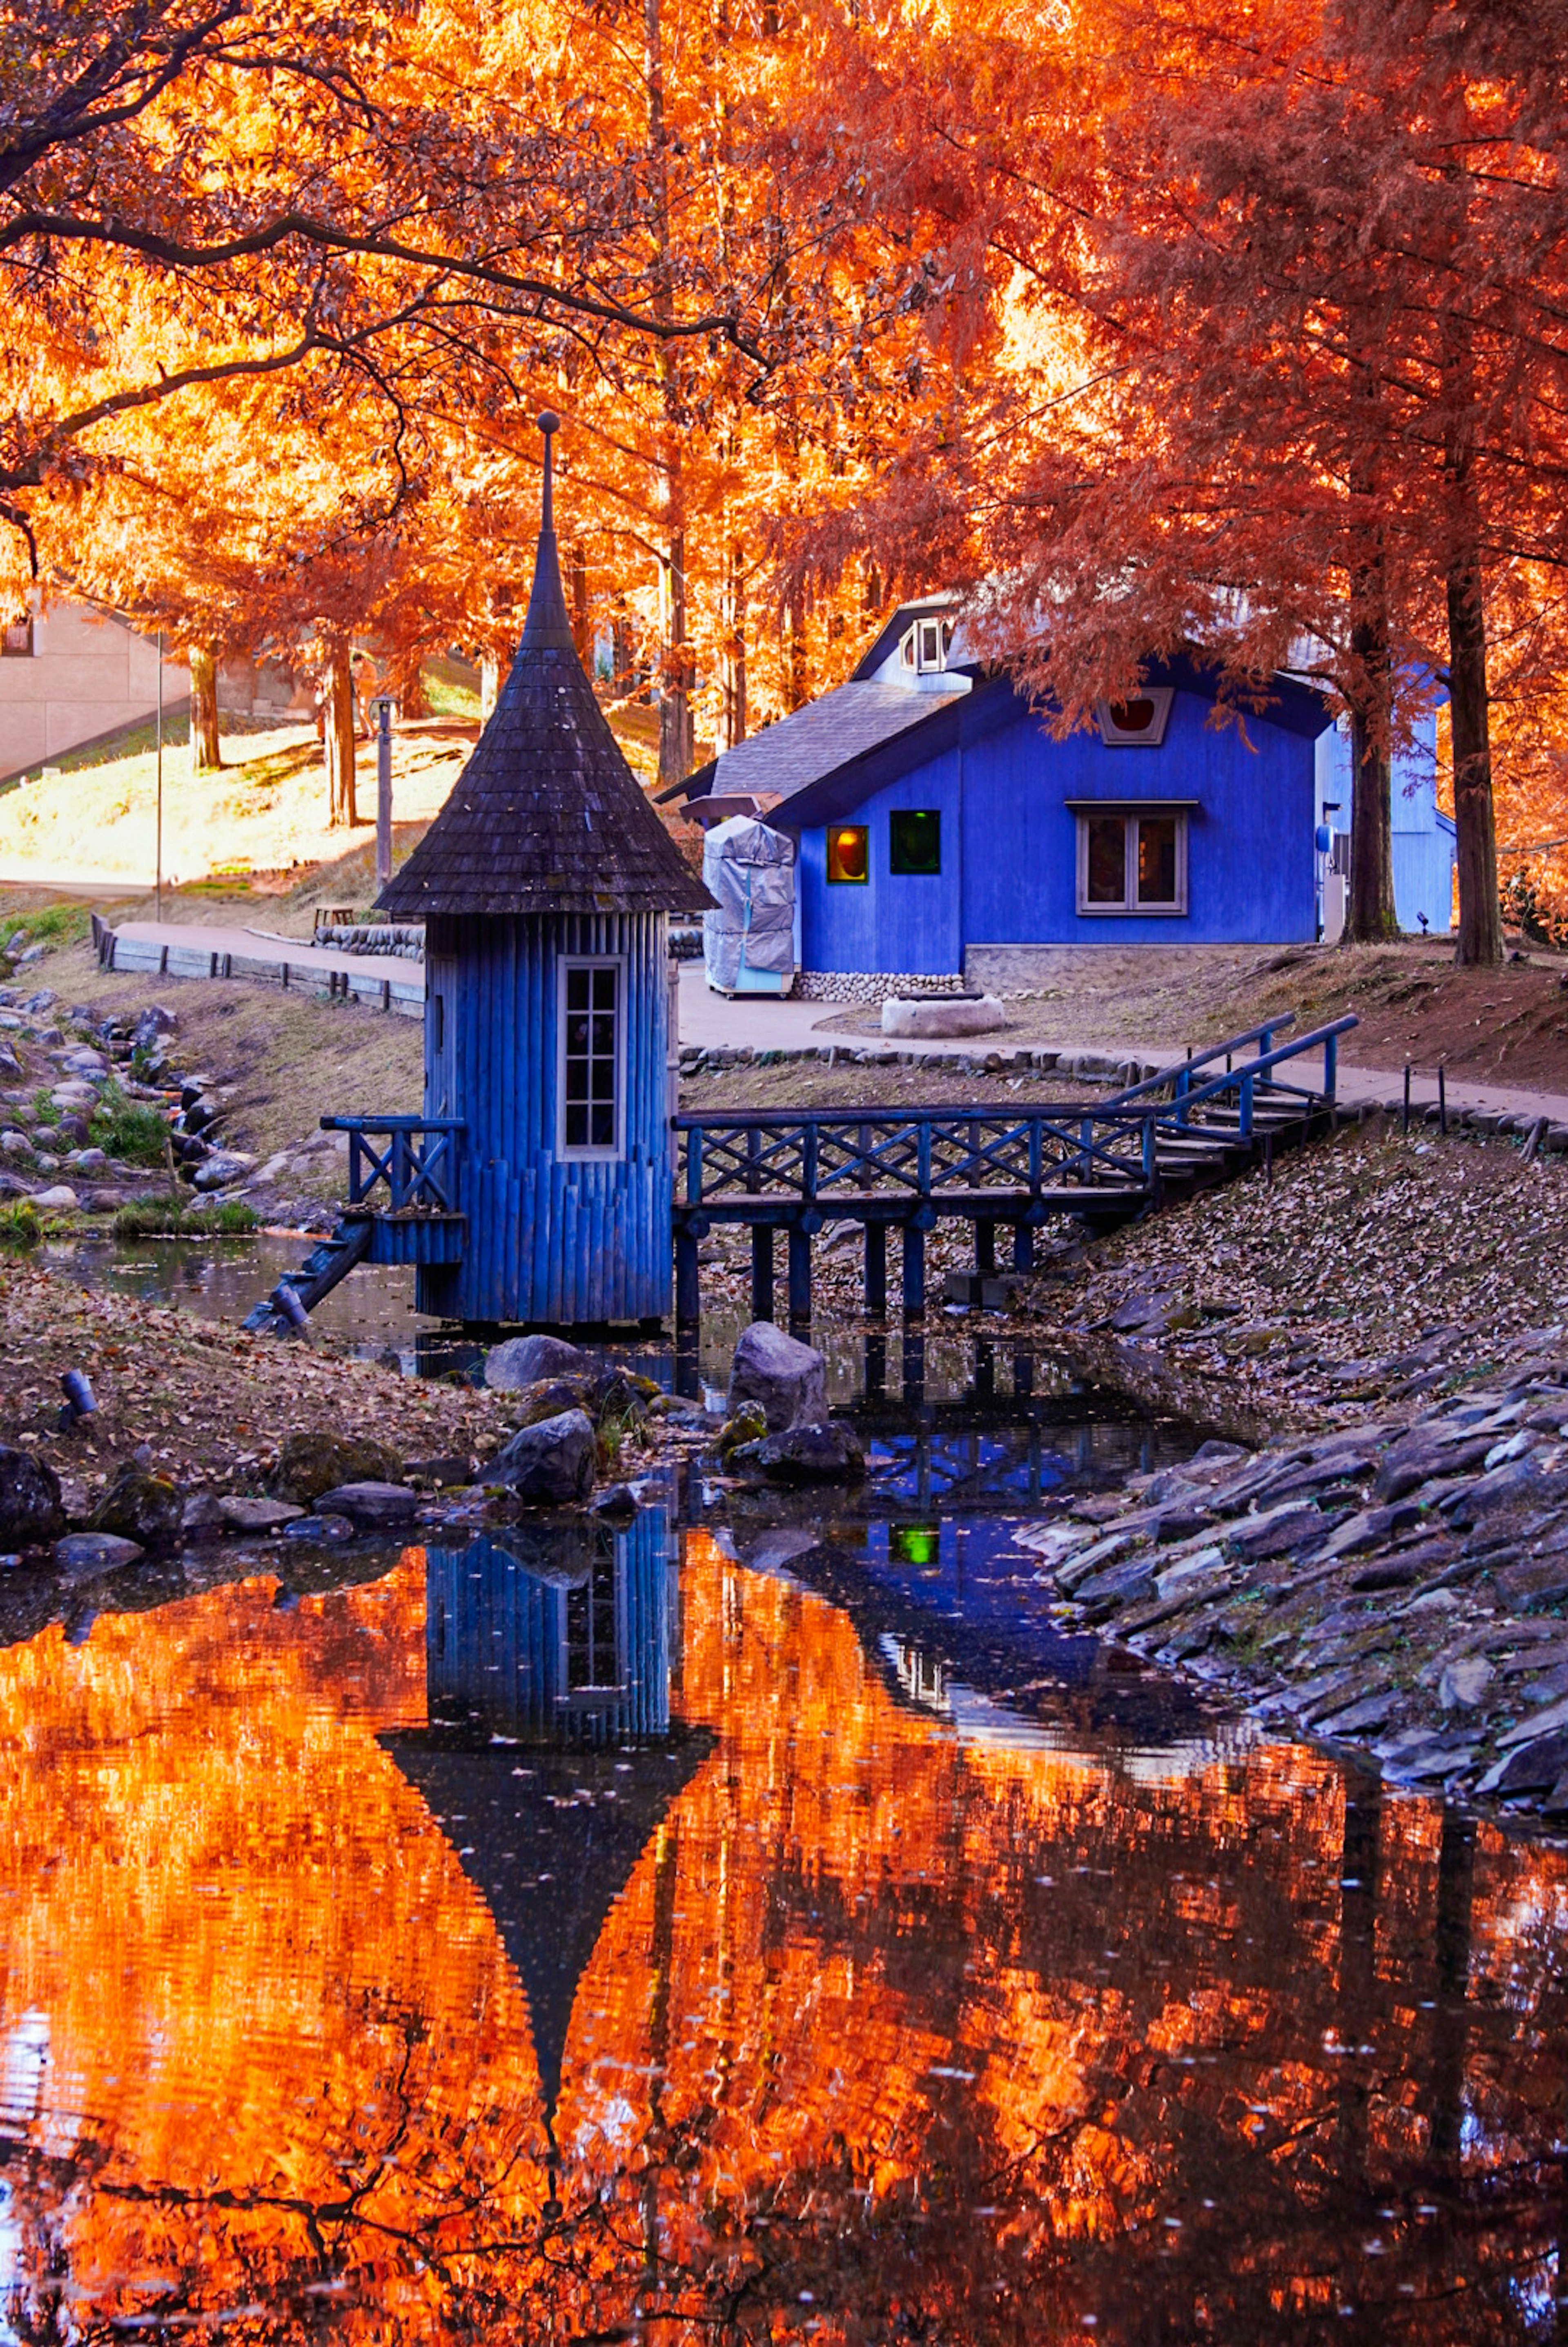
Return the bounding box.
[1156,1014,1357,1136]
[674,1104,1160,1210]
[1102,1014,1298,1110]
[321,1115,466,1213]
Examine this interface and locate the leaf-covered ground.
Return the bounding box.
[1020,1114,1568,1430]
[0,1262,515,1504]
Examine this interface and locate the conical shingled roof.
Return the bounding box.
[377,415,710,920]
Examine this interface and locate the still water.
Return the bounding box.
[0,1479,1565,2341]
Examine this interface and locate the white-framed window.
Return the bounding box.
[0,619,33,659]
[557,957,624,1158]
[899,616,954,674]
[1076,809,1189,916]
[1095,687,1174,747]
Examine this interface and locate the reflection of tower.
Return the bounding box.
[424,1511,676,1745]
[386,1510,708,2134]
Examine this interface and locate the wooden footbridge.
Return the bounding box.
[243,1012,1354,1336]
[672,1013,1356,1327]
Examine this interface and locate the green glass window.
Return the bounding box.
[889,810,941,875]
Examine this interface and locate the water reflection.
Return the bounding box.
[0,1530,1563,2338]
[423,1515,678,1744]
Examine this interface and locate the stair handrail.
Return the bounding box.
[1101,1014,1298,1109]
[1156,1013,1358,1132]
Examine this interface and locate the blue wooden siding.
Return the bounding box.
[1316,713,1456,934]
[791,679,1322,971]
[425,1510,674,1745]
[420,910,671,1324]
[794,747,964,975]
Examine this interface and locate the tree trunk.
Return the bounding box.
[646,0,694,789]
[719,535,747,752]
[398,662,429,721]
[480,654,500,721]
[1343,579,1399,944]
[322,636,357,828]
[658,533,695,783]
[570,539,592,672]
[786,589,808,712]
[1447,493,1502,965]
[189,645,221,774]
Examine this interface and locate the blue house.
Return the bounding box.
[662,597,1456,988]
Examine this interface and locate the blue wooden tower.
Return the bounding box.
[374,414,709,1327]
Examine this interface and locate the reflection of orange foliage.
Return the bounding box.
[0,1531,1564,2342]
[0,1558,548,2332]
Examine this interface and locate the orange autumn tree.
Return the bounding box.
[785,0,1568,963]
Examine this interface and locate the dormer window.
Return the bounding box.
[1096,687,1174,747]
[900,617,954,674]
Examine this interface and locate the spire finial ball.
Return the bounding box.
[537,409,562,435]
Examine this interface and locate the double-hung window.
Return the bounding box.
[558,959,623,1157]
[1075,808,1189,915]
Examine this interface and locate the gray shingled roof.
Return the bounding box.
[669,678,965,812]
[378,433,709,920]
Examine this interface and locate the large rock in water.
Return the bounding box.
[0,1446,65,1550]
[315,1481,418,1527]
[728,1321,827,1432]
[752,1421,866,1484]
[488,1408,597,1504]
[484,1334,590,1390]
[272,1431,403,1506]
[90,1464,182,1546]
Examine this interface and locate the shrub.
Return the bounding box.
[89,1082,171,1168]
[114,1195,258,1238]
[0,1203,40,1249]
[1,902,91,955]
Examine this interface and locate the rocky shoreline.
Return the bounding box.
[1016,1354,1568,1822]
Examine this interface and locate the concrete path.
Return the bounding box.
[100,917,423,1011]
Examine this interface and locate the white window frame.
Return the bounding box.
[556,955,626,1160]
[1095,686,1175,747]
[900,617,954,675]
[1075,808,1189,917]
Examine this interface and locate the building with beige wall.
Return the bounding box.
[0,601,189,783]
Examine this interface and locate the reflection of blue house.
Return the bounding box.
[424,1514,676,1744]
[661,597,1457,980]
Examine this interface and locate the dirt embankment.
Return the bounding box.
[818,939,1568,1094]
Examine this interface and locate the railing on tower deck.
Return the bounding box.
[321,1115,466,1214]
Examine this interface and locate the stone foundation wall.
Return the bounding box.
[794,969,965,1005]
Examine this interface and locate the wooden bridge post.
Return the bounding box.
[675,1229,701,1327]
[902,1225,926,1316]
[1013,1223,1034,1273]
[864,1222,887,1316]
[787,1226,812,1330]
[751,1226,775,1323]
[976,1218,996,1273]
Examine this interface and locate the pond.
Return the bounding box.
[47,1230,1131,1406]
[0,1440,1564,2340]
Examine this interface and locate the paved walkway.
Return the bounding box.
[92,920,1568,1126]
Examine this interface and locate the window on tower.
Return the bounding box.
[559,959,622,1155]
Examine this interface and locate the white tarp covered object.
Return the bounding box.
[701,815,796,993]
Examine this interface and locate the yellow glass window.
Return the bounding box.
[826,825,869,883]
